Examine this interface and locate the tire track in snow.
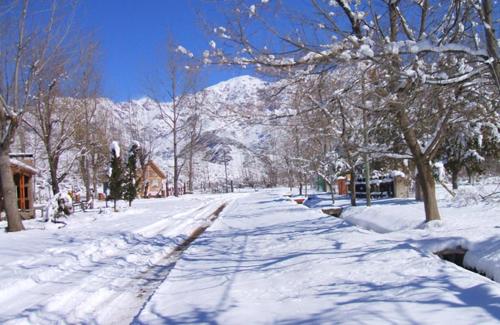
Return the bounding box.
[0,198,232,324]
[69,202,229,325]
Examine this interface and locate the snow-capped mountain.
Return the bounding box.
[95,75,275,187]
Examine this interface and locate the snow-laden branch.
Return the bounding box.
[391,40,489,58]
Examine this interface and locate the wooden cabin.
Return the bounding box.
[141,160,167,198]
[9,154,37,219]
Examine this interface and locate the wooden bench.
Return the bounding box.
[72,197,93,212]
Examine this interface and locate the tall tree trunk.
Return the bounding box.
[91,154,98,209]
[415,161,440,222]
[188,144,194,192]
[329,176,335,205]
[361,72,371,207]
[482,0,500,90]
[397,104,441,221]
[451,169,459,190]
[0,148,24,231]
[79,156,92,202]
[223,155,228,193]
[173,127,178,197]
[466,167,474,185]
[0,173,4,219]
[48,156,60,195]
[415,175,423,201]
[350,168,357,206]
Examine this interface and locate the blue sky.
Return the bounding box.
[77,0,246,102]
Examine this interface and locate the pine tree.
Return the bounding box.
[108,141,123,212]
[123,142,140,207]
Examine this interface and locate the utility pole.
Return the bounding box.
[362,71,371,206]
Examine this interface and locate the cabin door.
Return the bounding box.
[14,173,30,210]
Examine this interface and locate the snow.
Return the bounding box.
[110,141,120,158]
[137,183,500,323]
[433,161,446,182]
[1,182,499,323]
[97,74,271,187]
[9,158,37,174]
[358,44,374,58]
[0,194,242,324]
[249,4,256,17]
[176,45,194,58]
[389,170,405,178]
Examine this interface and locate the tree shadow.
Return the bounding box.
[143,195,500,323]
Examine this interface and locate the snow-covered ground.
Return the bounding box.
[1,182,499,324]
[137,185,500,324]
[0,194,242,324]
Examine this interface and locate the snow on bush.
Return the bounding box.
[432,161,446,182]
[447,186,483,207]
[446,184,499,207]
[110,141,120,158]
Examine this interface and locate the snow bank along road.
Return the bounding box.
[137,190,500,324]
[0,194,243,324]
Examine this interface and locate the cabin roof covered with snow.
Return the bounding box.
[146,160,166,179]
[10,158,37,174]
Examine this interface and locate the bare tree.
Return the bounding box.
[73,41,102,205]
[203,0,499,222]
[148,36,200,196]
[123,100,155,197]
[24,49,81,195]
[0,0,75,231]
[176,90,208,193]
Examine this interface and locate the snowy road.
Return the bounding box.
[137,190,500,324]
[1,190,499,324]
[0,194,243,324]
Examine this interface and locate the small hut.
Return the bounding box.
[9,154,37,219]
[141,160,167,198]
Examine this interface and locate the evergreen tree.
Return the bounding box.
[108,141,123,211]
[123,142,140,207]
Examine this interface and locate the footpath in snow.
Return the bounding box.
[137,189,500,324]
[0,194,243,324]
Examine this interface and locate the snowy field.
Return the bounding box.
[1,183,499,324]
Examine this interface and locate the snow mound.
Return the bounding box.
[342,202,424,233]
[446,186,499,207]
[465,238,500,281]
